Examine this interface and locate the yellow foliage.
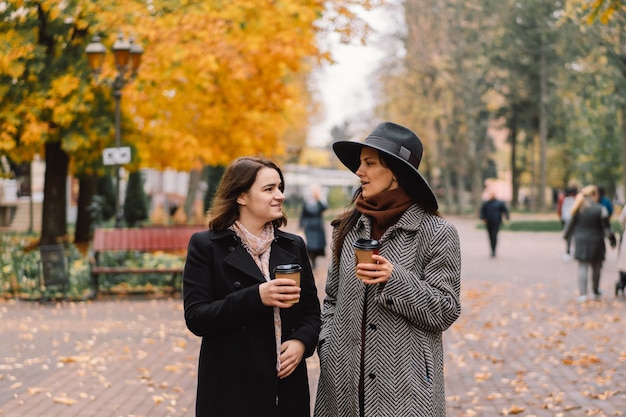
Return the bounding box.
[51,75,81,98]
[1,0,382,177]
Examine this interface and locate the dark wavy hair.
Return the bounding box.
[208,156,287,231]
[331,151,439,261]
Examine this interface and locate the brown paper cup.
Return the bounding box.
[274,264,302,303]
[353,239,381,280]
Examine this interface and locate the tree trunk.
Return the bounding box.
[621,105,626,199]
[538,35,548,211]
[510,107,519,210]
[184,168,202,218]
[40,141,69,246]
[74,174,97,244]
[620,27,626,198]
[434,119,454,212]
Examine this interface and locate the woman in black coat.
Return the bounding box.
[183,156,321,417]
[564,184,616,302]
[299,184,327,268]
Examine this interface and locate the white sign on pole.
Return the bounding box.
[103,147,132,165]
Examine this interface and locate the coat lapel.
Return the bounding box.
[269,243,300,274]
[224,245,266,283]
[222,232,300,283]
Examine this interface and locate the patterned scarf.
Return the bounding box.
[356,187,413,240]
[230,221,282,371]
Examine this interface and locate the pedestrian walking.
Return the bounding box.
[563,184,617,302]
[313,121,461,417]
[182,156,321,417]
[558,186,578,260]
[615,204,626,295]
[598,186,614,218]
[479,191,510,257]
[299,183,327,268]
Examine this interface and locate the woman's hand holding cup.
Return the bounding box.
[259,264,302,307]
[353,239,392,284]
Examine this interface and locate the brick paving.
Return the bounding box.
[1,214,625,416]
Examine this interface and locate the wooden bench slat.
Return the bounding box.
[92,267,183,274]
[93,226,205,251]
[90,226,206,297]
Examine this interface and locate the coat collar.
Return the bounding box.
[211,227,299,283]
[356,204,426,237]
[209,227,297,243]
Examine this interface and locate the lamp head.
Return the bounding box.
[85,35,106,74]
[129,37,144,75]
[112,32,131,70]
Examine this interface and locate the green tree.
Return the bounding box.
[374,0,506,213]
[97,174,117,221]
[123,171,148,227]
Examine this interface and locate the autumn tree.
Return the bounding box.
[0,1,116,245]
[373,0,506,213]
[1,0,380,244]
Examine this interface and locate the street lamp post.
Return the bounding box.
[85,33,144,227]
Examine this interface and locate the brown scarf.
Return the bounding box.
[356,187,413,240]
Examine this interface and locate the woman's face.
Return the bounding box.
[237,167,285,225]
[356,147,398,199]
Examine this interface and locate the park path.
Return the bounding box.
[1,214,625,416]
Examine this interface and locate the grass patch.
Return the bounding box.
[477,220,563,232]
[505,220,563,232]
[477,218,622,233]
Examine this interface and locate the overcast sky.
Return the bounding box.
[307,5,396,147]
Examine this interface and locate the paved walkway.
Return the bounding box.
[1,214,625,416]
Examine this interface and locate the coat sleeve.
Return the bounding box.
[619,205,626,233]
[317,227,340,347]
[501,202,510,221]
[479,203,486,220]
[376,220,461,332]
[601,206,617,247]
[563,214,577,242]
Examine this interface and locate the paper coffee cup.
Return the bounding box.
[274,264,302,303]
[353,238,380,280]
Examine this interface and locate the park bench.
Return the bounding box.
[90,225,206,297]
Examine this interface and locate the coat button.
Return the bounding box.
[369,323,377,330]
[228,246,235,252]
[234,281,241,289]
[386,299,393,306]
[368,373,376,379]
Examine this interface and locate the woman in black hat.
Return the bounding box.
[314,122,461,417]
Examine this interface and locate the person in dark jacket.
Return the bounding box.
[557,186,578,260]
[479,191,510,257]
[299,184,327,268]
[598,186,614,218]
[563,185,617,302]
[183,156,321,417]
[314,122,461,417]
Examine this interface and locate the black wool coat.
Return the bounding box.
[183,227,321,417]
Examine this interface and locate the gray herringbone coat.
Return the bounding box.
[314,205,461,417]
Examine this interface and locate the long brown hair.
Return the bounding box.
[331,151,439,261]
[208,156,288,231]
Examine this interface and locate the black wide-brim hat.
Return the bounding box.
[333,121,438,210]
